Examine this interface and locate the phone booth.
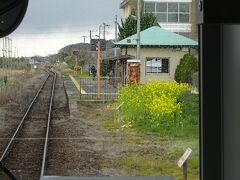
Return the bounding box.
[197,0,240,179]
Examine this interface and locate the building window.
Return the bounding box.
[156,13,167,22]
[179,2,190,22]
[168,3,178,13]
[146,58,169,74]
[144,2,190,23]
[156,3,167,12]
[145,2,155,12]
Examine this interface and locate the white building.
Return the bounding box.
[120,0,197,40]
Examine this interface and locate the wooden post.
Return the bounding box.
[98,41,101,98]
[177,148,192,180]
[79,77,81,100]
[118,106,122,144]
[74,55,78,75]
[183,160,188,180]
[116,103,124,153]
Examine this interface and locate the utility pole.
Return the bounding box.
[97,41,101,98]
[82,36,87,43]
[7,37,10,58]
[99,25,102,39]
[14,47,17,58]
[136,0,141,60]
[5,37,8,58]
[7,37,12,58]
[89,30,93,43]
[10,38,12,58]
[2,38,5,57]
[102,23,110,40]
[114,15,118,57]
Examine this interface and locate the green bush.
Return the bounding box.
[118,81,190,134]
[64,56,74,69]
[175,54,198,84]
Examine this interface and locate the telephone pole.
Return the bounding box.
[6,37,12,58]
[7,37,10,58]
[4,37,8,58]
[114,15,118,57]
[14,47,17,58]
[136,0,141,60]
[89,30,94,43]
[99,25,102,39]
[102,22,110,40]
[10,38,12,58]
[82,36,87,43]
[2,38,5,57]
[97,41,101,98]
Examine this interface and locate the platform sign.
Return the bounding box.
[91,39,106,51]
[177,147,192,168]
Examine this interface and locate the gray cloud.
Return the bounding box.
[9,0,123,56]
[16,0,122,33]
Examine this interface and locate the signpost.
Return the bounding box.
[177,147,192,180]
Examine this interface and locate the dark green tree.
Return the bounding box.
[118,13,158,40]
[175,54,198,84]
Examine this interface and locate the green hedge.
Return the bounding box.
[175,54,198,84]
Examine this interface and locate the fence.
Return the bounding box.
[78,77,121,101]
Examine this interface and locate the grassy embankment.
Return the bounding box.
[64,56,89,77]
[101,81,199,180]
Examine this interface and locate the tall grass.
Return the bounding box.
[0,80,23,105]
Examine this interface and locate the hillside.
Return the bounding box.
[44,40,121,70]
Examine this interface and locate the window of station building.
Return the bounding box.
[146,58,169,74]
[144,2,190,23]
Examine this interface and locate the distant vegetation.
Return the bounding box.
[0,57,30,69]
[64,51,93,70]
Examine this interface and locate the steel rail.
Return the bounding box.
[40,69,57,177]
[0,72,51,163]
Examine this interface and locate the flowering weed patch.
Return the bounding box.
[118,81,192,134]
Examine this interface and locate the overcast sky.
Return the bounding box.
[2,0,123,57]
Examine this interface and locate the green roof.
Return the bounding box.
[115,26,198,47]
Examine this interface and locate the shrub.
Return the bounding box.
[64,56,74,69]
[118,81,189,133]
[175,54,198,84]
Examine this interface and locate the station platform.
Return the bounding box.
[40,176,175,180]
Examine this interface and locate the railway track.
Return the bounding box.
[0,69,57,180]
